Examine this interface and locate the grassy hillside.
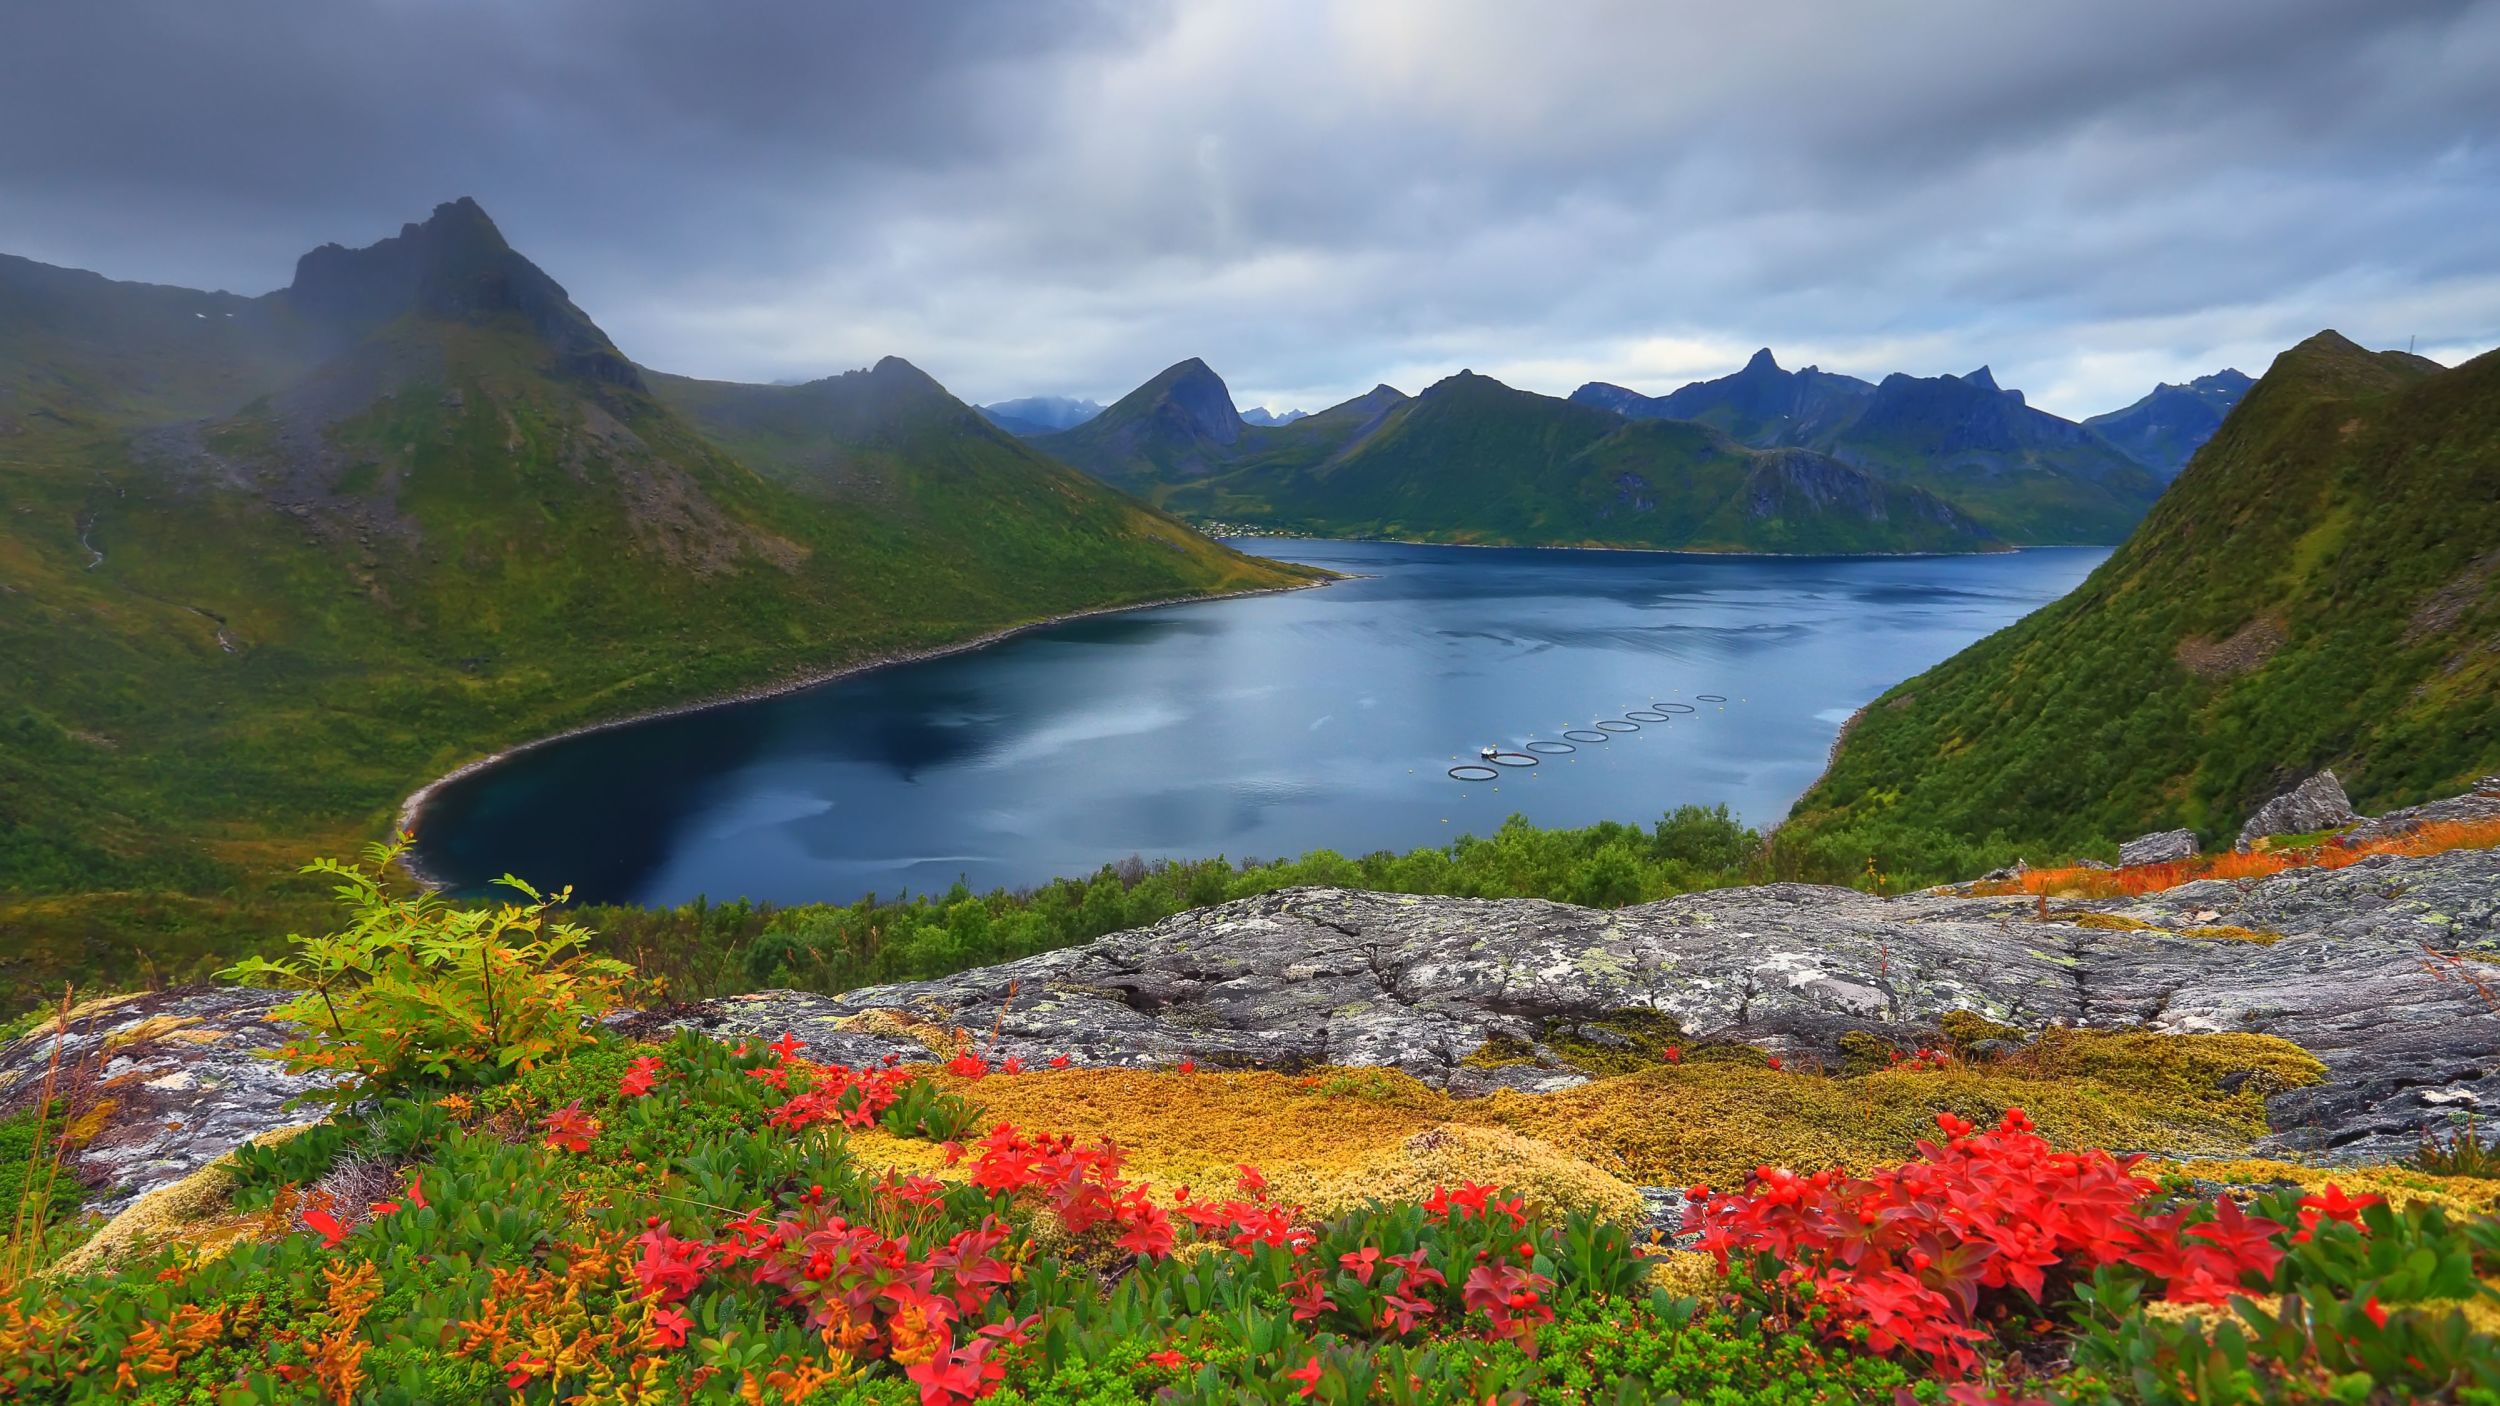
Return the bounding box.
[1778,331,2498,881]
[0,202,1311,999]
[1152,371,2000,553]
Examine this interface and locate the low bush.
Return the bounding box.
[218,841,642,1095]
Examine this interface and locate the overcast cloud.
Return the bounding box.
[4,0,2495,418]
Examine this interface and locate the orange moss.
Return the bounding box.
[1977,815,2500,900]
[872,1032,2318,1202]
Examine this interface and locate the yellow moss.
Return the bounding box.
[830,1009,968,1058]
[2013,1029,2325,1112]
[1277,1125,1645,1224]
[1645,1251,1722,1299]
[42,1123,319,1280]
[102,1014,201,1050]
[60,1097,117,1149]
[827,1031,2348,1224]
[2072,912,2156,931]
[2179,925,2286,945]
[2161,1158,2500,1216]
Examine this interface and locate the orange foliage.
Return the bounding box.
[1974,817,2500,901]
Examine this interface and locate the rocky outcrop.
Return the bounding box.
[15,848,2497,1208]
[2346,784,2500,846]
[0,988,339,1210]
[2120,829,2200,866]
[675,848,2500,1165]
[2239,771,2360,846]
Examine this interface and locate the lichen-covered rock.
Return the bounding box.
[672,848,2500,1165]
[2346,788,2500,845]
[0,987,337,1210]
[2120,829,2200,866]
[2238,770,2360,846]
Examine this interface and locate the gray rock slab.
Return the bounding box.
[2239,771,2360,846]
[2120,829,2201,866]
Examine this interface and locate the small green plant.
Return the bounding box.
[2410,1115,2500,1178]
[219,839,642,1096]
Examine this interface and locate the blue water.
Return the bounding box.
[411,541,2107,906]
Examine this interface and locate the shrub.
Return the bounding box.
[218,840,641,1095]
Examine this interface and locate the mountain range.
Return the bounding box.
[1036,358,1999,554]
[1781,330,2491,872]
[1570,350,2177,542]
[0,198,1311,991]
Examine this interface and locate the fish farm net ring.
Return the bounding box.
[1490,752,1539,767]
[1696,693,1728,703]
[1651,702,1697,714]
[1594,719,1640,732]
[1624,709,1671,722]
[1561,729,1610,743]
[1523,740,1576,754]
[1448,765,1501,782]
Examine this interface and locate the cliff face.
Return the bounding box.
[12,840,2494,1211]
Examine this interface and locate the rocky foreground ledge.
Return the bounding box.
[6,848,2495,1206]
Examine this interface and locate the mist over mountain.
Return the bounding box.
[0,199,1308,921]
[978,394,1101,435]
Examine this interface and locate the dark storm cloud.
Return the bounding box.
[3,0,2495,418]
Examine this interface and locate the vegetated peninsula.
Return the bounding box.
[0,199,1316,994]
[1779,330,2495,878]
[1038,358,2001,554]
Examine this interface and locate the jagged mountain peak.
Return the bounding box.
[283,196,637,388]
[1742,347,1782,374]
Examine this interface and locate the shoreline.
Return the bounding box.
[1215,532,2111,561]
[393,575,1337,889]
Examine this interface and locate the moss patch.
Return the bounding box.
[870,1027,2327,1204]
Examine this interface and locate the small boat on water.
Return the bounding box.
[1478,745,1500,761]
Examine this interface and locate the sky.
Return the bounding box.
[4,1,2496,420]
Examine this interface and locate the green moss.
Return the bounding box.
[1836,1029,1897,1075]
[1937,1009,2023,1055]
[1542,1007,1688,1077]
[1460,1034,1543,1070]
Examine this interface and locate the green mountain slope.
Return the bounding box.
[1041,363,1996,553]
[1030,358,1252,492]
[1778,331,2496,879]
[1816,367,2163,542]
[0,201,1310,996]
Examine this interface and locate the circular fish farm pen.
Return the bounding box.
[1522,740,1576,755]
[1560,729,1611,743]
[1594,719,1641,733]
[1624,709,1672,723]
[1695,693,1729,703]
[1447,764,1502,782]
[1651,702,1697,715]
[1488,752,1539,767]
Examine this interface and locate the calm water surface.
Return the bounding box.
[413,541,2107,905]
